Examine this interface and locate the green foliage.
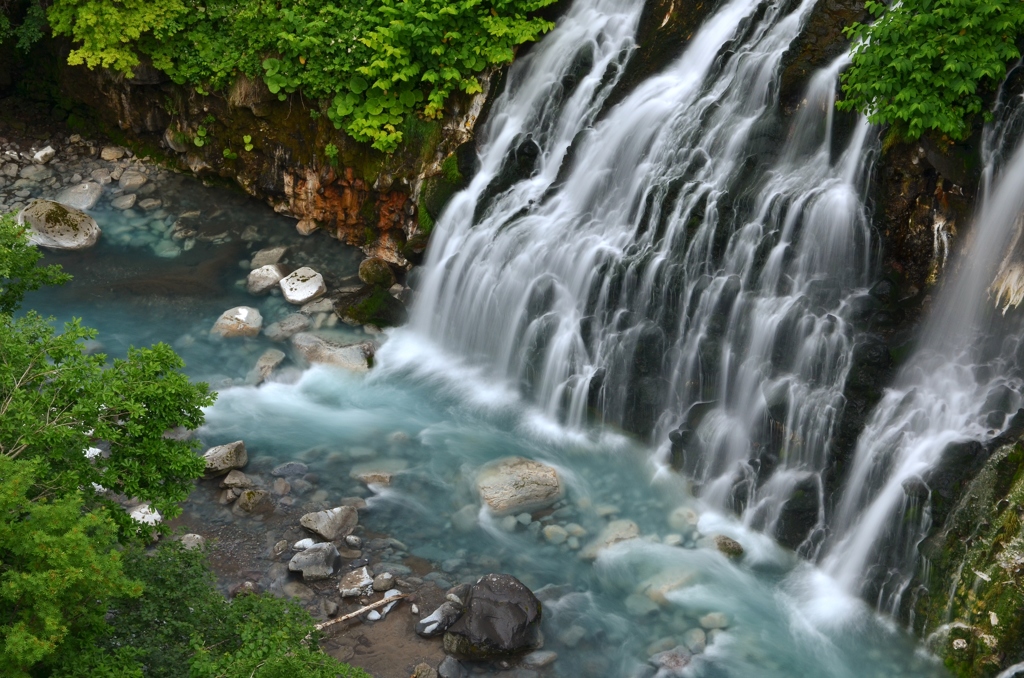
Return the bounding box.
[53,541,369,678]
[0,214,214,541]
[839,0,1024,140]
[0,215,70,315]
[38,0,557,152]
[440,153,463,184]
[324,142,339,167]
[0,456,142,677]
[222,147,237,160]
[193,125,207,148]
[242,135,253,152]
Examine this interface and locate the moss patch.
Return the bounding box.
[916,443,1024,677]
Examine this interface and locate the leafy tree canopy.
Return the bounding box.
[838,0,1024,141]
[2,0,558,151]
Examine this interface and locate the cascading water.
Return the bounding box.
[822,81,1024,614]
[407,0,876,550]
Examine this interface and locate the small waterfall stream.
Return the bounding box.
[409,0,877,551]
[823,89,1024,612]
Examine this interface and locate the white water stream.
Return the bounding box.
[408,0,874,553]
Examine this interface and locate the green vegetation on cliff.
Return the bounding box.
[2,0,557,151]
[839,0,1024,141]
[917,442,1024,676]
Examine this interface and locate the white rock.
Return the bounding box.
[220,469,252,488]
[339,566,374,597]
[118,170,147,191]
[129,503,162,525]
[18,200,100,250]
[279,267,326,304]
[293,538,317,550]
[476,456,563,516]
[290,333,373,372]
[111,193,137,210]
[32,146,55,164]
[247,264,285,295]
[211,306,263,338]
[55,181,103,211]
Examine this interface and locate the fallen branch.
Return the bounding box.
[310,593,408,637]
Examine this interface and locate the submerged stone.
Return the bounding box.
[211,306,262,338]
[56,181,102,210]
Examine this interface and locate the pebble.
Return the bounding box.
[543,524,568,545]
[699,612,728,630]
[373,572,395,591]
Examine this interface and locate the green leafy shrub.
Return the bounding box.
[839,0,1024,140]
[0,457,142,677]
[18,0,558,151]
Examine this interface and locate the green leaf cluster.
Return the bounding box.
[30,0,557,151]
[839,0,1024,140]
[0,456,142,678]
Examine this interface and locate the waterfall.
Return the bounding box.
[407,0,878,550]
[822,82,1024,614]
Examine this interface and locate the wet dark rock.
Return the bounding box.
[775,476,821,551]
[358,256,397,288]
[442,574,542,660]
[437,655,467,678]
[288,542,341,581]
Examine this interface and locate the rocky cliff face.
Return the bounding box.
[42,50,485,269]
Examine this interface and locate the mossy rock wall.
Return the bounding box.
[914,442,1024,676]
[36,40,496,268]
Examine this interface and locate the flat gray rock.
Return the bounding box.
[247,264,285,295]
[56,182,103,211]
[300,506,358,540]
[119,170,147,191]
[288,542,340,580]
[290,333,373,372]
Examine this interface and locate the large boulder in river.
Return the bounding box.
[290,333,373,371]
[442,574,542,660]
[300,506,358,540]
[288,542,340,580]
[279,266,326,304]
[203,440,247,476]
[358,257,397,288]
[211,306,263,338]
[56,182,103,211]
[17,200,100,250]
[247,264,285,295]
[476,456,563,516]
